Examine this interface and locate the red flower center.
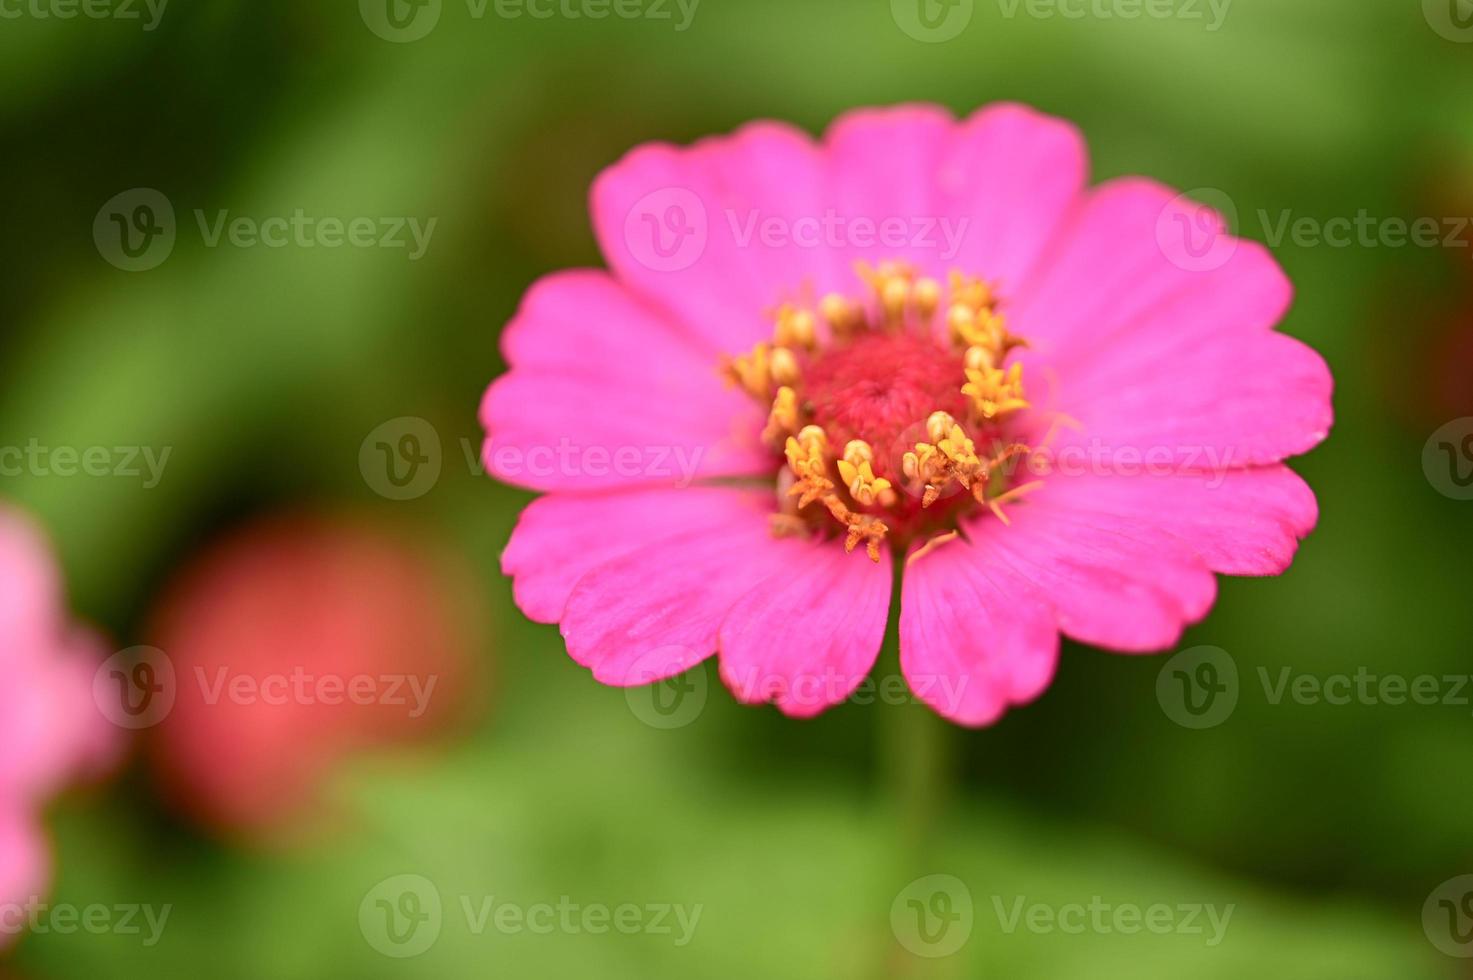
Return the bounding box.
[721,261,1042,561]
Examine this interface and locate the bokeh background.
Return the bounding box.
[3,0,1472,976]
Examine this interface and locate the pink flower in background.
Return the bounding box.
[146,514,484,840]
[482,103,1333,726]
[0,506,117,946]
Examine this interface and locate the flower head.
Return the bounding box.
[481,103,1332,726]
[146,513,484,840]
[0,505,118,942]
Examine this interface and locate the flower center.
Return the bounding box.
[722,262,1042,561]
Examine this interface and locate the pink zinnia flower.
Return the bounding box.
[482,103,1333,726]
[0,506,117,944]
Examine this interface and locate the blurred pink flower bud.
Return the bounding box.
[145,512,486,841]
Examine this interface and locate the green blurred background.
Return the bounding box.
[3,0,1472,976]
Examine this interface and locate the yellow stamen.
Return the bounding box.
[762,385,799,445]
[774,305,817,350]
[820,293,862,335]
[914,277,941,319]
[963,362,1029,421]
[836,445,893,507]
[842,512,888,563]
[723,342,773,399]
[907,530,959,566]
[769,346,800,386]
[784,425,833,508]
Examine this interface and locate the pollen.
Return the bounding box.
[762,385,800,445]
[721,261,1044,560]
[963,361,1030,421]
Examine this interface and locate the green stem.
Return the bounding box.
[877,556,955,976]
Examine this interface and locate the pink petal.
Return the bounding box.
[0,509,60,652]
[502,486,773,624]
[1012,178,1238,355]
[0,810,48,928]
[965,486,1219,653]
[934,103,1089,293]
[480,271,771,492]
[1023,467,1319,577]
[900,535,1058,727]
[1039,328,1333,468]
[558,499,800,686]
[717,539,892,718]
[1013,219,1332,466]
[589,104,1092,355]
[591,121,838,355]
[822,104,953,275]
[1042,239,1293,377]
